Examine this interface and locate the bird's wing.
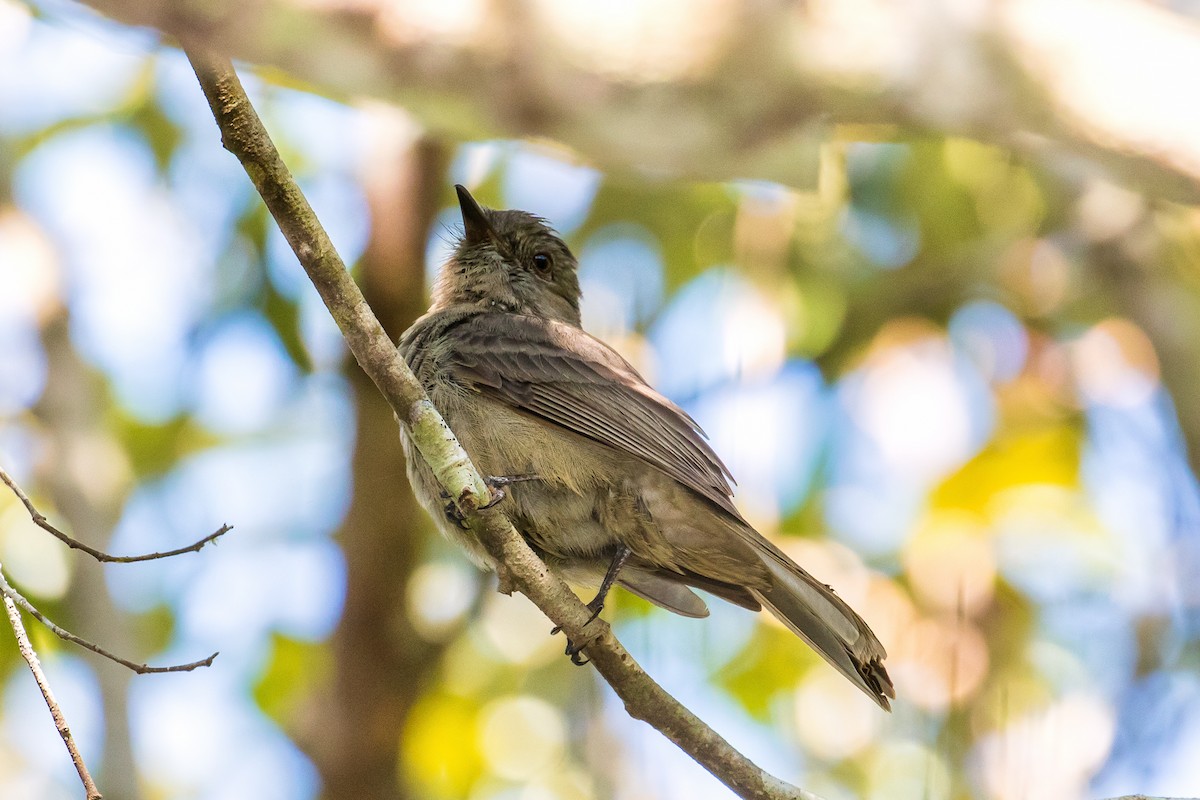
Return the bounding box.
[438,312,742,518]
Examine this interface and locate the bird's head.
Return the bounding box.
[432,185,582,326]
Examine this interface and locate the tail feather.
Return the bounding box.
[751,550,894,711]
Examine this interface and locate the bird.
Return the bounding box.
[398,184,894,710]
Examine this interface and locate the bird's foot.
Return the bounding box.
[551,595,608,666]
[478,473,541,509]
[440,474,541,520]
[550,545,631,666]
[442,500,470,530]
[564,638,590,666]
[550,594,606,636]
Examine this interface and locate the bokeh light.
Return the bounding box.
[1,3,1199,799]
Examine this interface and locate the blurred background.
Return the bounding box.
[2,0,1200,798]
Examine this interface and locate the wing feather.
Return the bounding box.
[438,312,741,518]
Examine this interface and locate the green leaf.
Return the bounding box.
[109,409,219,479]
[715,623,811,721]
[253,633,332,730]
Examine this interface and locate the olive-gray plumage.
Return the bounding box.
[399,185,895,709]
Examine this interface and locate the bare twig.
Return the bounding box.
[0,571,217,674]
[0,466,232,563]
[4,587,103,800]
[184,47,817,800]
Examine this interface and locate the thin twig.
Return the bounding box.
[0,466,232,563]
[0,571,217,674]
[184,47,817,800]
[4,588,103,800]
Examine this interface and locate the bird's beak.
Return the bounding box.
[455,184,496,246]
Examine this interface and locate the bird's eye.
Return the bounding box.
[531,253,552,276]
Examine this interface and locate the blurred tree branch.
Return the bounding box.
[0,567,217,673]
[0,458,220,672]
[0,454,220,799]
[3,587,102,800]
[76,0,1200,199]
[0,313,230,797]
[0,467,230,562]
[185,47,822,800]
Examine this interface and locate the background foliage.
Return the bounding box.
[1,1,1198,799]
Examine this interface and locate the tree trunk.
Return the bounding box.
[294,127,452,800]
[35,313,140,800]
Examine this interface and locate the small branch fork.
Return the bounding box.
[0,466,227,799]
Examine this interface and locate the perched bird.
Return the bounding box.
[399,185,894,710]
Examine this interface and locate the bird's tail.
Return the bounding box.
[749,544,894,711]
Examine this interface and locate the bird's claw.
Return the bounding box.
[551,596,606,665]
[443,474,541,520]
[582,596,605,626]
[550,596,604,636]
[565,640,590,665]
[477,474,541,510]
[442,501,470,530]
[478,484,506,509]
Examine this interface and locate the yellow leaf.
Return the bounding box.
[401,693,484,798]
[932,427,1080,513]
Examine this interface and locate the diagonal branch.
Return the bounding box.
[0,466,232,563]
[0,570,218,674]
[4,586,103,800]
[183,46,818,800]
